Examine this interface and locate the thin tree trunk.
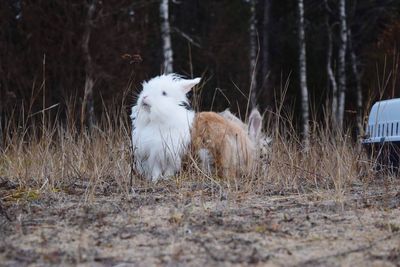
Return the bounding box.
[160,0,173,74]
[81,0,97,130]
[0,111,2,150]
[348,28,363,136]
[324,0,338,126]
[249,0,258,109]
[297,0,310,148]
[262,0,271,108]
[337,0,347,130]
[0,67,5,149]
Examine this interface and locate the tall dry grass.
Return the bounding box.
[0,90,378,203]
[0,99,133,200]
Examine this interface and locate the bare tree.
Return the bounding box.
[348,28,363,136]
[324,0,338,126]
[248,0,258,109]
[81,0,97,130]
[0,86,3,149]
[297,0,310,148]
[337,0,348,130]
[0,109,2,149]
[261,0,272,108]
[160,0,173,74]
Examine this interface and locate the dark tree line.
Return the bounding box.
[1,0,400,137]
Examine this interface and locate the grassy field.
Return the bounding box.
[1,109,400,266]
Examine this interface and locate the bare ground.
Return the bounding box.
[1,178,400,267]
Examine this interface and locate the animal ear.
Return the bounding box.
[248,108,262,142]
[178,77,201,94]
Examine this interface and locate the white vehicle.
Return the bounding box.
[363,98,400,170]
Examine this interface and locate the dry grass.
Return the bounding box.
[1,99,399,266]
[0,104,133,197]
[0,101,373,198]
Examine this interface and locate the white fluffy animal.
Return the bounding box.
[131,74,201,182]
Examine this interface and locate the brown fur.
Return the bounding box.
[191,112,255,178]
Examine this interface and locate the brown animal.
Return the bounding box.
[191,111,262,178]
[219,108,272,166]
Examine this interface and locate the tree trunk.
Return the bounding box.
[261,0,272,109]
[337,0,347,130]
[348,28,363,137]
[81,0,97,130]
[0,111,2,150]
[297,0,310,148]
[160,0,173,74]
[324,0,338,126]
[249,0,258,109]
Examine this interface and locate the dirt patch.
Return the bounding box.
[1,180,400,267]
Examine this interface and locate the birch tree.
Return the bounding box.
[160,0,173,74]
[248,0,258,109]
[337,0,348,130]
[324,0,338,126]
[81,0,97,130]
[348,28,363,136]
[297,0,310,148]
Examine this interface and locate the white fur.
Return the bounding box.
[131,74,200,181]
[198,148,212,174]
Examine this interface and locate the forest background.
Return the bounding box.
[1,0,400,140]
[2,2,400,265]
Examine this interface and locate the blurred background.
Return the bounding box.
[1,0,399,138]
